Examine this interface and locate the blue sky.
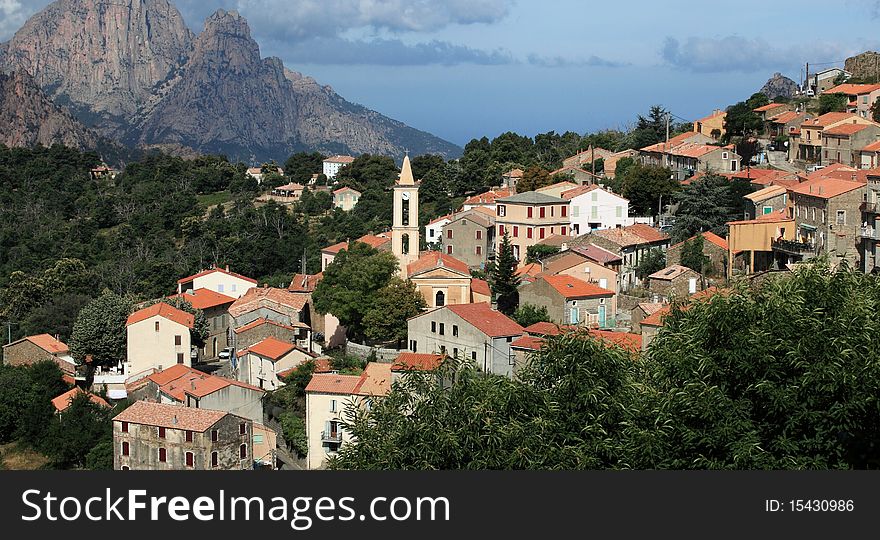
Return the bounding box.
[4,0,880,145]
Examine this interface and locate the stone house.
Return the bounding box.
[168,288,235,360]
[440,208,496,269]
[742,185,789,221]
[321,234,392,271]
[518,274,616,328]
[765,111,812,139]
[646,265,705,301]
[574,224,670,291]
[113,401,253,470]
[861,169,880,273]
[233,318,305,351]
[630,302,665,334]
[639,132,713,167]
[237,336,318,391]
[51,387,109,414]
[1,334,76,375]
[820,123,880,168]
[790,112,875,165]
[407,303,524,378]
[228,286,312,337]
[860,140,880,169]
[666,231,732,277]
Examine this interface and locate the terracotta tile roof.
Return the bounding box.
[803,112,861,128]
[353,362,392,396]
[590,224,669,248]
[324,155,356,164]
[727,209,793,225]
[113,401,233,432]
[542,252,588,274]
[62,374,76,386]
[52,387,110,413]
[247,337,296,361]
[169,288,235,310]
[669,231,730,253]
[744,184,787,203]
[589,330,642,352]
[550,166,601,179]
[126,303,194,328]
[768,111,803,124]
[754,103,787,113]
[542,274,614,299]
[570,244,623,264]
[428,212,454,225]
[641,288,727,327]
[305,362,391,396]
[393,353,444,372]
[523,321,577,336]
[862,140,880,152]
[228,287,309,318]
[515,263,544,278]
[148,365,264,401]
[537,181,579,193]
[505,168,524,177]
[463,189,512,206]
[824,83,880,96]
[648,264,695,281]
[407,251,471,277]
[789,178,864,199]
[640,132,710,152]
[357,234,392,249]
[824,123,876,136]
[305,373,363,394]
[10,334,69,355]
[288,273,323,293]
[232,317,307,334]
[510,335,545,351]
[537,234,573,247]
[668,143,733,159]
[742,170,800,187]
[637,302,666,316]
[445,303,524,337]
[177,266,258,286]
[277,358,333,379]
[332,186,360,195]
[695,109,726,122]
[274,182,304,191]
[561,184,600,199]
[470,278,491,297]
[322,240,349,254]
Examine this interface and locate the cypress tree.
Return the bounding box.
[491,232,521,316]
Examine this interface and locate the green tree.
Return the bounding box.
[69,290,132,371]
[635,249,667,280]
[279,412,308,458]
[312,241,398,341]
[819,93,848,115]
[724,93,768,138]
[490,232,521,316]
[364,278,427,345]
[629,105,669,149]
[679,235,710,274]
[513,304,550,327]
[284,152,325,184]
[85,440,114,470]
[620,163,679,216]
[670,174,741,242]
[872,97,880,123]
[526,244,561,263]
[43,392,113,469]
[516,166,552,192]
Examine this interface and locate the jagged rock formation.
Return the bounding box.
[0,70,100,150]
[760,72,798,100]
[0,0,461,161]
[845,51,880,82]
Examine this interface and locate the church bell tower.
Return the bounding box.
[392,154,420,277]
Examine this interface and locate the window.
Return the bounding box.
[527,228,533,239]
[410,340,417,352]
[158,448,167,462]
[155,321,160,332]
[447,245,454,255]
[436,291,446,307]
[731,160,738,172]
[763,206,773,215]
[550,227,554,235]
[475,230,482,240]
[616,206,622,218]
[177,353,184,364]
[121,421,128,433]
[431,321,437,333]
[447,229,453,239]
[185,430,193,442]
[513,226,519,238]
[158,427,166,439]
[211,452,218,468]
[561,206,567,217]
[722,151,729,160]
[211,429,218,442]
[330,400,337,413]
[539,228,545,239]
[527,207,533,219]
[837,210,846,225]
[121,466,129,471]
[174,335,182,346]
[591,192,598,202]
[512,245,520,260]
[499,225,505,236]
[497,205,506,217]
[689,278,698,294]
[240,423,247,435]
[540,207,546,219]
[471,351,477,361]
[476,246,482,256]
[185,452,194,468]
[453,325,459,337]
[217,284,224,293]
[551,206,555,217]
[122,442,129,456]
[439,323,445,335]
[239,444,247,459]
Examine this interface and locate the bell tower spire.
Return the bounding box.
[392,154,420,276]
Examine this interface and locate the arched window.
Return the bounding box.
[435,290,445,307]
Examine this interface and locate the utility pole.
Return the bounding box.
[665,111,671,168]
[805,62,810,94]
[591,146,596,179]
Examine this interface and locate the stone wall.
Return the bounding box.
[345,342,402,362]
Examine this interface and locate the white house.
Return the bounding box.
[562,184,649,235]
[177,266,258,299]
[125,303,194,380]
[425,213,453,246]
[304,362,391,469]
[237,336,316,391]
[322,155,356,179]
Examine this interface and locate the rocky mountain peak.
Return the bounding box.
[760,72,798,100]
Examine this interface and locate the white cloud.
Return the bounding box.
[0,0,31,41]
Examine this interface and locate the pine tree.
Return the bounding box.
[491,232,521,316]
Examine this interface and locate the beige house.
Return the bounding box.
[666,231,735,277]
[125,303,194,380]
[440,207,496,269]
[562,146,615,170]
[495,191,570,266]
[304,362,392,469]
[639,132,714,167]
[539,250,619,294]
[113,401,253,470]
[407,252,473,309]
[332,186,361,211]
[791,112,875,165]
[820,123,880,167]
[753,102,792,123]
[726,212,796,275]
[603,149,640,179]
[237,336,317,391]
[693,109,727,139]
[177,266,257,299]
[462,189,513,212]
[536,181,580,198]
[860,140,880,169]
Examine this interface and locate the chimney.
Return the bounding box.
[225,265,230,272]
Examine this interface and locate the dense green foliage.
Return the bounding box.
[614,163,679,216]
[69,290,133,369]
[679,235,710,274]
[363,277,427,346]
[634,248,667,280]
[490,233,520,316]
[526,244,561,263]
[724,92,769,138]
[334,265,880,470]
[818,93,848,115]
[513,304,550,327]
[279,412,309,458]
[671,174,752,242]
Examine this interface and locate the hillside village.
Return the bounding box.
[5,66,880,470]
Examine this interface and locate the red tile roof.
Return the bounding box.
[177,266,258,285]
[113,401,233,432]
[824,123,876,136]
[542,274,614,299]
[668,143,732,159]
[169,288,235,310]
[323,234,392,254]
[126,303,194,329]
[470,278,491,297]
[305,362,392,396]
[591,223,669,248]
[754,103,787,113]
[322,240,349,254]
[288,273,323,293]
[515,263,544,278]
[641,288,727,327]
[148,365,264,401]
[523,321,576,336]
[463,189,512,206]
[648,264,695,281]
[767,111,803,124]
[247,337,296,361]
[789,178,864,199]
[51,387,110,413]
[16,334,69,355]
[803,112,861,128]
[232,317,307,334]
[570,244,624,264]
[445,303,524,337]
[669,231,729,252]
[324,155,356,164]
[332,186,360,195]
[277,358,333,379]
[862,140,880,152]
[407,251,471,277]
[824,83,880,96]
[510,335,546,351]
[589,330,642,352]
[228,287,310,318]
[393,353,444,372]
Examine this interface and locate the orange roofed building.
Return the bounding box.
[125,303,195,381]
[519,274,616,328]
[177,265,257,299]
[2,333,76,375]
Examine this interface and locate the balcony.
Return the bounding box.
[321,431,343,443]
[862,202,880,215]
[771,238,816,255]
[861,227,880,240]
